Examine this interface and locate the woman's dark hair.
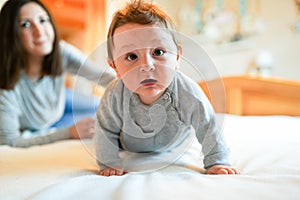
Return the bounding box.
[0,0,62,89]
[107,0,180,62]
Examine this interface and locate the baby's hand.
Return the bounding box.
[207,165,239,175]
[98,167,128,176]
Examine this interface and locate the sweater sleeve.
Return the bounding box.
[177,73,231,169]
[0,90,71,148]
[94,81,123,170]
[192,101,231,169]
[60,40,115,87]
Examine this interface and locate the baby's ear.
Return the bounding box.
[107,58,120,78]
[175,47,183,70]
[177,46,182,61]
[107,57,114,68]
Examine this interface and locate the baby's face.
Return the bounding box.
[109,23,181,104]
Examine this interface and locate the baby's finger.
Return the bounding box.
[217,168,229,174]
[109,170,116,176]
[231,168,240,174]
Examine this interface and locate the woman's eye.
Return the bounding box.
[153,49,165,56]
[126,53,138,61]
[40,17,49,24]
[20,21,31,28]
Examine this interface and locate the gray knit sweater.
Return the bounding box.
[95,71,230,169]
[0,41,115,147]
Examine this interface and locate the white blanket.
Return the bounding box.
[1,114,300,200]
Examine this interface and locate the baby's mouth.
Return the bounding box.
[140,79,157,86]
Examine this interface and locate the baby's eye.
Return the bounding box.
[153,49,165,56]
[20,21,31,28]
[126,53,138,61]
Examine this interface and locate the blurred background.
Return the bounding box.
[153,0,300,81]
[1,0,300,81]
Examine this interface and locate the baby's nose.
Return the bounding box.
[139,55,155,72]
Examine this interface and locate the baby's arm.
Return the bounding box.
[98,167,128,176]
[207,165,239,175]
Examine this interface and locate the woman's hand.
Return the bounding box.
[207,165,240,175]
[69,118,95,139]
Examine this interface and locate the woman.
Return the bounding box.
[0,0,115,147]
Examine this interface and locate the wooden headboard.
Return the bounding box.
[199,75,300,116]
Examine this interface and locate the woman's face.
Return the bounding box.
[19,2,55,58]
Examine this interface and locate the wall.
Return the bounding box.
[161,0,300,81]
[154,0,300,81]
[105,0,300,81]
[2,0,298,81]
[0,0,6,8]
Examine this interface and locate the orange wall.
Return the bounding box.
[41,0,106,53]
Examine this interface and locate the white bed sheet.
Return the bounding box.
[1,114,300,200]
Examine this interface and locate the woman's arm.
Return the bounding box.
[0,99,96,148]
[0,112,71,148]
[60,41,115,87]
[0,89,72,147]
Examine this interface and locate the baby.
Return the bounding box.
[95,0,239,176]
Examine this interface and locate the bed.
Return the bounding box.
[1,75,300,200]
